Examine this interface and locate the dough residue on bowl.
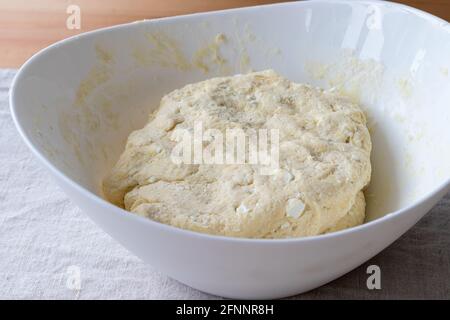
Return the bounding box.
[103,70,372,238]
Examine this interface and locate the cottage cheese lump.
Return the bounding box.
[103,70,371,238]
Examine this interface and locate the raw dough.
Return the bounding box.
[103,70,371,238]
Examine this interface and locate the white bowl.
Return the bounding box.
[10,0,450,299]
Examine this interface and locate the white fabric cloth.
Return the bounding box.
[1,69,449,299]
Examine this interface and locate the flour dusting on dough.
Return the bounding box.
[104,70,372,238]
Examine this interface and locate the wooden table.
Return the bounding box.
[1,0,449,68]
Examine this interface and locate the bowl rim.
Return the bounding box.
[9,0,450,244]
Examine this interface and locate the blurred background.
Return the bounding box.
[0,0,449,68]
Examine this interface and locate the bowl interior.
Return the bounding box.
[12,0,450,223]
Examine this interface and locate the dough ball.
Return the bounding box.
[103,70,371,238]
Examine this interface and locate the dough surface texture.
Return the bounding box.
[103,70,372,238]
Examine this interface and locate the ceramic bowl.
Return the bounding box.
[10,0,450,298]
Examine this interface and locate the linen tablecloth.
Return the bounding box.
[1,69,449,299]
